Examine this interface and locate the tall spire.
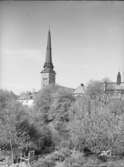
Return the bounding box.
[117,72,121,85]
[43,29,53,71]
[41,29,56,88]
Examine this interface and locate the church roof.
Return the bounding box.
[105,72,124,94]
[105,82,124,92]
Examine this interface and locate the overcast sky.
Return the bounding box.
[0,1,124,94]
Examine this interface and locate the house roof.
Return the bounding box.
[74,83,85,95]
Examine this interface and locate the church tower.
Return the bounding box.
[40,29,56,88]
[117,72,121,85]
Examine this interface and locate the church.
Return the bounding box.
[40,29,85,95]
[18,29,124,106]
[40,29,56,88]
[40,29,124,96]
[105,72,124,96]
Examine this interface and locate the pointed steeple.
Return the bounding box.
[41,29,56,88]
[117,72,121,85]
[47,27,51,50]
[43,29,54,71]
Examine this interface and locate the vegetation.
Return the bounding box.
[0,81,124,166]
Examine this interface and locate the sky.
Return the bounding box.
[0,1,124,94]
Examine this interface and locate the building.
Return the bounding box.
[17,91,38,107]
[40,29,56,88]
[17,29,56,106]
[17,29,56,107]
[105,72,124,98]
[73,83,85,96]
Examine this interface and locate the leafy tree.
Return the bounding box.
[105,99,124,116]
[0,89,17,109]
[33,85,75,150]
[0,89,32,161]
[68,94,121,153]
[49,88,75,126]
[47,87,75,148]
[33,85,74,126]
[86,80,105,99]
[33,85,60,125]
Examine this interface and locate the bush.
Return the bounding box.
[69,97,120,154]
[42,147,71,163]
[63,150,88,167]
[33,157,55,167]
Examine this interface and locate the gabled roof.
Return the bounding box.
[74,83,85,96]
[105,82,124,92]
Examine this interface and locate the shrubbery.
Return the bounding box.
[1,81,124,166]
